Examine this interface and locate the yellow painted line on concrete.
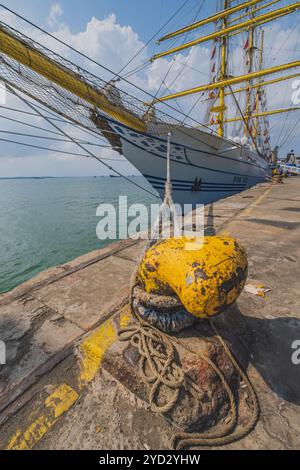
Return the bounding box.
[241,184,274,218]
[6,384,78,450]
[5,308,132,450]
[79,307,132,387]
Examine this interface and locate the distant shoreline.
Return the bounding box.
[0,175,138,180]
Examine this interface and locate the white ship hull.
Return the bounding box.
[105,117,271,206]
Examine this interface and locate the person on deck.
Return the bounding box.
[285,149,296,164]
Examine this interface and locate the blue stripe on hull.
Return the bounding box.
[145,174,246,185]
[145,174,247,192]
[151,185,245,192]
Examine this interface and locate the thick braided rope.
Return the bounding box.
[171,319,260,450]
[119,322,184,413]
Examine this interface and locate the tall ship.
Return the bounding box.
[0,1,299,205]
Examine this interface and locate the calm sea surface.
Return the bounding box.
[0,177,158,294]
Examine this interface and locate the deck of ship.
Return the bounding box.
[0,176,299,450]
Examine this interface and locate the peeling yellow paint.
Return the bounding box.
[5,430,22,450]
[6,308,132,450]
[79,319,116,386]
[6,384,78,450]
[119,306,132,329]
[45,384,79,419]
[79,309,131,386]
[138,236,248,319]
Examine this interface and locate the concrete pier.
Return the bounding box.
[0,177,299,450]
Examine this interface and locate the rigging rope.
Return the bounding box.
[0,129,119,147]
[122,62,152,80]
[116,0,192,79]
[0,4,272,186]
[0,6,200,128]
[2,87,115,145]
[154,0,205,101]
[123,55,211,82]
[228,84,265,159]
[0,104,67,123]
[278,113,300,149]
[0,93,118,147]
[182,93,206,124]
[0,137,125,160]
[6,85,160,199]
[0,49,241,158]
[0,106,114,147]
[0,114,68,136]
[275,17,300,148]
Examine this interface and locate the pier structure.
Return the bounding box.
[0,177,299,450]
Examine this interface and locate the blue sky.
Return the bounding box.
[0,1,299,176]
[1,0,295,50]
[0,0,216,41]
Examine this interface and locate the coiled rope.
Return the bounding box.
[172,319,260,450]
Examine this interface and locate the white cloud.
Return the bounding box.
[47,3,63,29]
[72,14,145,71]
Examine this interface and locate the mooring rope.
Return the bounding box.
[171,318,260,450]
[119,322,184,414]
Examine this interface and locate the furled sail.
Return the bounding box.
[0,21,151,132]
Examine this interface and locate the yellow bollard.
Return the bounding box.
[138,236,247,319]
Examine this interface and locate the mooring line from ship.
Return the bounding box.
[171,318,260,450]
[120,219,259,448]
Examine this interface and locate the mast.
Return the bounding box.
[218,0,229,137]
[244,5,255,139]
[149,0,300,138]
[254,30,265,141]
